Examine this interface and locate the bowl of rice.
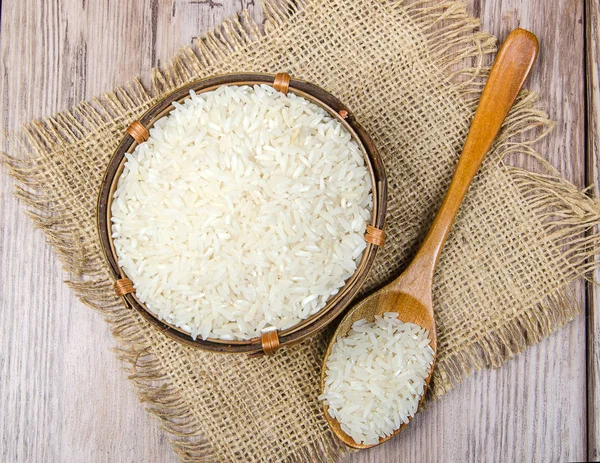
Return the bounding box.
[97,73,386,355]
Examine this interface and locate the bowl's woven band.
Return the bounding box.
[114,278,135,297]
[273,73,291,95]
[249,330,281,356]
[261,330,280,355]
[364,225,386,247]
[127,121,149,144]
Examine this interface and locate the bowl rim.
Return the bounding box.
[97,72,387,354]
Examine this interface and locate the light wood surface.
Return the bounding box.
[586,0,600,459]
[0,1,596,462]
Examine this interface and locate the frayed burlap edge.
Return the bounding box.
[3,0,600,461]
[430,87,600,396]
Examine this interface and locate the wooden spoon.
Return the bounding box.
[320,28,539,449]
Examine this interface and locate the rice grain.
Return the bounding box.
[111,84,372,341]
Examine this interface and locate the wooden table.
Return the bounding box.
[1,0,598,461]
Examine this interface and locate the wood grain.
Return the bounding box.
[0,0,593,462]
[586,0,600,459]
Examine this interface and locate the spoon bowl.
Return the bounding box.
[320,288,437,449]
[320,28,539,448]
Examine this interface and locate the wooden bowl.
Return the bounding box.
[97,72,387,356]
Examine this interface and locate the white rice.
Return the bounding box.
[318,313,434,445]
[111,84,372,341]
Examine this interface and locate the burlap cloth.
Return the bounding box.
[4,0,600,461]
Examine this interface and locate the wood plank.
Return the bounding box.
[0,1,257,462]
[347,1,588,460]
[0,0,588,462]
[586,0,600,459]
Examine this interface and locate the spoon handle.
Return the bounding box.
[404,29,539,284]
